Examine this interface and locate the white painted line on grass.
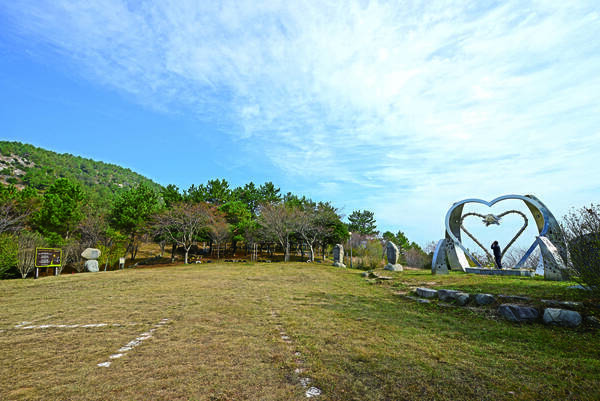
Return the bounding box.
[97,318,169,368]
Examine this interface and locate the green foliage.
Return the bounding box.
[347,209,378,236]
[0,141,162,211]
[110,183,162,237]
[161,184,183,208]
[0,234,18,279]
[34,178,85,238]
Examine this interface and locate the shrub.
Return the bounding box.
[562,204,600,295]
[0,234,18,279]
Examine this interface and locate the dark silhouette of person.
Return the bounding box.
[491,240,502,269]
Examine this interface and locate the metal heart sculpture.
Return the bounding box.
[460,210,528,267]
[443,194,567,270]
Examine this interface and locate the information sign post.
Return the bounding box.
[34,248,62,279]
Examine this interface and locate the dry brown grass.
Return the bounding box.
[1,263,599,400]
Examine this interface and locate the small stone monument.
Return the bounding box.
[332,244,346,268]
[81,248,101,272]
[384,241,403,271]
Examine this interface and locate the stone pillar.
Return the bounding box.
[384,241,403,271]
[332,244,346,268]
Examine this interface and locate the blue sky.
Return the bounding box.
[1,0,599,246]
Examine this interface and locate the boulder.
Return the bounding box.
[416,288,438,299]
[85,260,99,272]
[498,304,539,323]
[384,263,403,272]
[543,308,582,328]
[384,241,403,271]
[81,248,101,260]
[474,293,496,306]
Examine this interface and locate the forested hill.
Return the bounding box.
[0,141,162,208]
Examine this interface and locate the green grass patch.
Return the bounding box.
[1,263,598,400]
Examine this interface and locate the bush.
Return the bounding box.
[562,204,600,295]
[0,234,18,279]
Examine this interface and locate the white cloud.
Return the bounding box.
[2,0,600,243]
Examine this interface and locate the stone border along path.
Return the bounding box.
[97,318,169,368]
[405,287,597,328]
[269,309,322,398]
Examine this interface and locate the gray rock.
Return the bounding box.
[416,288,438,299]
[498,295,533,303]
[585,316,600,328]
[437,289,459,302]
[474,293,496,306]
[541,299,583,310]
[85,260,99,272]
[384,263,403,271]
[332,244,346,267]
[454,292,470,306]
[543,308,582,327]
[498,304,539,323]
[81,248,101,260]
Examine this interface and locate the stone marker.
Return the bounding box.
[81,248,101,272]
[332,244,346,268]
[498,304,539,323]
[543,308,582,327]
[384,241,403,271]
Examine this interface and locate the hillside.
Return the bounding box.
[0,141,162,208]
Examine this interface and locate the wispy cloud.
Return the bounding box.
[2,0,599,242]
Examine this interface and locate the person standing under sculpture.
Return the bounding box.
[491,241,502,269]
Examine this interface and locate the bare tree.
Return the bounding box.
[0,201,31,234]
[296,203,338,262]
[258,202,300,262]
[17,231,45,278]
[208,213,230,259]
[562,203,600,293]
[153,202,213,264]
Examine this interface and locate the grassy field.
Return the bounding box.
[1,263,599,400]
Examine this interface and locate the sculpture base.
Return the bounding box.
[384,264,403,272]
[465,267,534,277]
[332,262,346,268]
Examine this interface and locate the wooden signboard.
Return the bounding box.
[35,248,62,267]
[34,248,62,278]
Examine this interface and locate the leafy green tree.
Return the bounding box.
[110,183,161,260]
[34,178,85,239]
[161,184,183,208]
[219,200,252,256]
[0,233,18,279]
[395,231,410,250]
[259,182,281,204]
[347,210,378,236]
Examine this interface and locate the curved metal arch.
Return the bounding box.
[444,194,564,271]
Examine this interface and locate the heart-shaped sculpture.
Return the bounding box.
[460,210,528,266]
[443,194,567,271]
